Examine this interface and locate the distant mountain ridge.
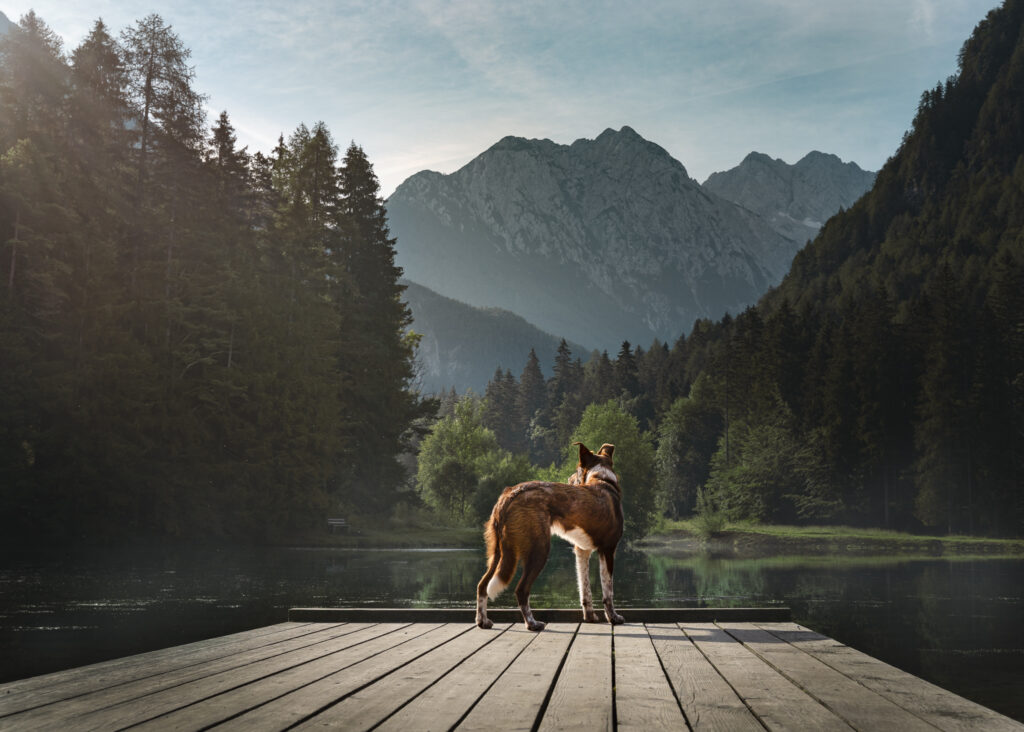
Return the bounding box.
[0,10,14,34]
[703,151,875,247]
[404,280,587,394]
[388,126,803,353]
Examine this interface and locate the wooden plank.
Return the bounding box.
[613,623,688,730]
[538,622,613,732]
[295,624,514,730]
[723,622,936,731]
[375,625,538,732]
[7,622,399,731]
[455,623,578,732]
[129,623,448,731]
[289,606,791,623]
[215,622,472,731]
[0,622,318,716]
[646,622,761,731]
[758,622,1024,732]
[682,622,852,731]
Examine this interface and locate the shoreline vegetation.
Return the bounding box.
[297,520,1024,558]
[639,521,1024,558]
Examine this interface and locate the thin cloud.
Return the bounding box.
[4,0,999,194]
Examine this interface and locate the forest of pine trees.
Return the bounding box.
[436,1,1023,539]
[3,3,1022,546]
[0,13,432,543]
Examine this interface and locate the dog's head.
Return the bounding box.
[568,442,618,489]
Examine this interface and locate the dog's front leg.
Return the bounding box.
[574,546,600,622]
[599,550,625,624]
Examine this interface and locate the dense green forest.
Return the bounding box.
[0,13,432,543]
[428,1,1023,538]
[3,4,1022,546]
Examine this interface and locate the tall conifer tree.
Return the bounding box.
[336,141,428,511]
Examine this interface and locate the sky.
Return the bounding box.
[3,0,1001,196]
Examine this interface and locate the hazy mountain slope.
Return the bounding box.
[388,127,798,352]
[705,0,1024,532]
[771,1,1024,315]
[703,151,876,247]
[404,280,588,394]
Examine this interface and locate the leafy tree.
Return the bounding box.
[567,401,657,540]
[470,451,534,524]
[417,397,501,523]
[655,375,723,518]
[704,395,804,523]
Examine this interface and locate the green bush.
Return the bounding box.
[693,487,727,538]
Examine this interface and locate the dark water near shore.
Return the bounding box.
[1,544,1022,722]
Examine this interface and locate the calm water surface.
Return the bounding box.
[1,544,1022,722]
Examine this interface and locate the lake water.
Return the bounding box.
[1,544,1022,722]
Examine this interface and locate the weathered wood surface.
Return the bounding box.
[537,622,613,731]
[289,606,791,623]
[1,617,1021,731]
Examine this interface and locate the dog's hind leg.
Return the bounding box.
[515,542,550,631]
[574,546,599,622]
[598,549,625,625]
[475,569,494,630]
[477,521,503,629]
[477,535,517,629]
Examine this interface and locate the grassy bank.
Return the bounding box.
[639,520,1024,558]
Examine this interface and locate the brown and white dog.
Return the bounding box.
[475,442,625,631]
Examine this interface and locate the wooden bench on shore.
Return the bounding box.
[326,517,348,532]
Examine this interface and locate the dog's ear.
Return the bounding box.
[597,444,615,459]
[574,441,598,468]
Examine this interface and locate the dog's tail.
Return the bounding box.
[483,500,517,599]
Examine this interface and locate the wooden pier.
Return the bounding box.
[0,608,1020,731]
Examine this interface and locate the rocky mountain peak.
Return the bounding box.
[739,151,778,166]
[796,150,843,166]
[387,128,799,352]
[703,151,875,246]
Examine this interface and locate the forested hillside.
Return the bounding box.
[0,13,431,543]
[455,0,1023,537]
[752,0,1024,534]
[403,280,587,394]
